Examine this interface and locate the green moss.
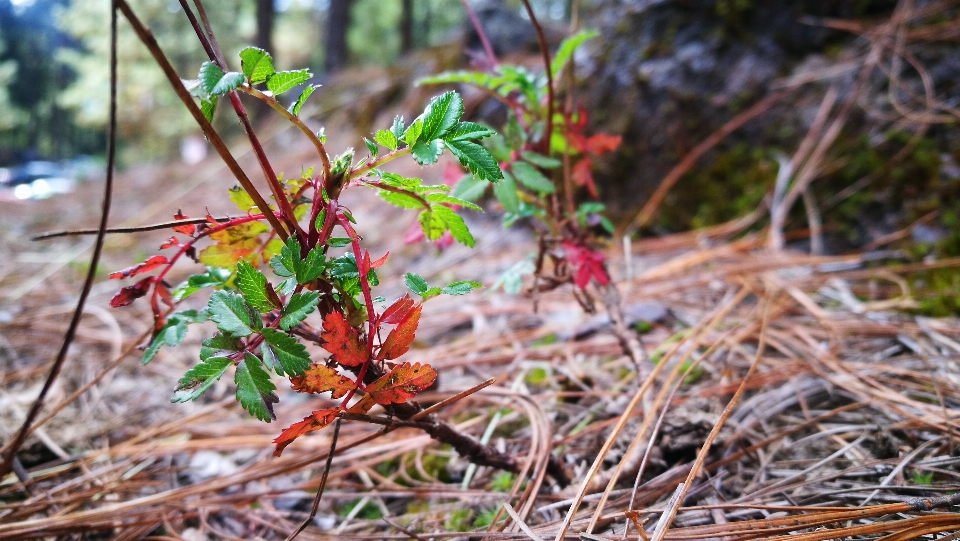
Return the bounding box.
[445,508,473,532]
[658,142,773,231]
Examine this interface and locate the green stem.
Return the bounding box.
[238,86,332,185]
[348,147,412,180]
[364,181,431,211]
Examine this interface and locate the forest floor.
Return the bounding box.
[2,92,960,541]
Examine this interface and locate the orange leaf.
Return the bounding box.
[173,210,194,236]
[585,133,621,155]
[346,394,376,415]
[571,158,598,199]
[380,294,415,325]
[380,303,421,360]
[290,364,356,398]
[321,312,368,367]
[370,251,389,269]
[273,407,340,456]
[366,362,436,405]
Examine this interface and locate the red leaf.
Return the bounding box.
[358,250,371,276]
[159,237,179,250]
[370,251,389,269]
[571,159,599,199]
[585,133,622,155]
[320,312,367,367]
[108,255,169,280]
[273,406,340,456]
[109,276,153,307]
[380,303,421,360]
[567,132,589,154]
[290,365,356,398]
[366,362,437,405]
[563,241,609,289]
[172,210,195,236]
[380,294,415,325]
[157,284,174,308]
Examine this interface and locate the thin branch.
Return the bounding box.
[32,216,240,240]
[187,0,303,241]
[114,0,288,240]
[519,0,555,155]
[0,0,118,481]
[285,417,340,541]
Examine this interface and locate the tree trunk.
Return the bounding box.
[399,0,413,54]
[324,0,353,73]
[254,0,274,53]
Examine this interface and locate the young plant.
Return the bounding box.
[107,40,499,455]
[419,26,623,308]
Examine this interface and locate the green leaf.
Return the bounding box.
[404,272,430,296]
[277,277,296,296]
[441,280,482,296]
[421,91,463,141]
[520,151,561,169]
[425,193,482,212]
[208,290,259,337]
[482,133,512,162]
[402,117,423,147]
[295,245,325,284]
[142,318,187,365]
[172,267,231,302]
[260,328,311,376]
[199,97,217,122]
[489,257,535,295]
[200,332,243,361]
[270,236,300,278]
[373,129,397,150]
[280,291,320,330]
[444,139,503,182]
[511,161,555,194]
[236,260,276,312]
[550,30,599,78]
[239,47,275,83]
[228,185,256,213]
[444,121,496,142]
[451,175,489,202]
[326,237,352,248]
[411,139,443,165]
[379,190,424,209]
[266,69,311,96]
[289,84,317,116]
[363,137,378,158]
[390,115,405,141]
[423,286,443,299]
[198,62,245,96]
[235,353,278,422]
[417,70,497,89]
[171,356,233,403]
[493,170,520,214]
[433,206,474,247]
[418,209,445,242]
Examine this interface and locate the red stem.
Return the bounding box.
[459,0,498,67]
[336,213,379,406]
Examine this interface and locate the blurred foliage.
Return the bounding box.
[55,0,251,162]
